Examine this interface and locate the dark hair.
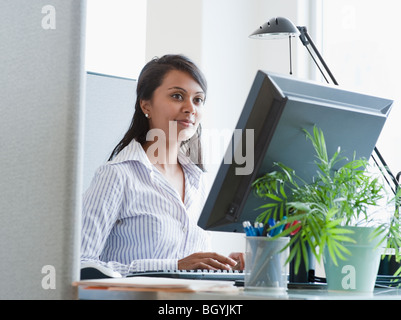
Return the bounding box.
[108,54,207,171]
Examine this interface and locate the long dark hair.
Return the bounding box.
[108,54,207,171]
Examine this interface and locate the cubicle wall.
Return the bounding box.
[0,1,86,299]
[83,72,137,192]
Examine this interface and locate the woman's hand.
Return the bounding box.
[228,252,245,270]
[178,252,238,270]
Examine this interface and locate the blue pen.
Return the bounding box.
[242,221,249,235]
[258,222,264,236]
[268,218,276,236]
[254,222,264,236]
[254,222,259,236]
[243,221,257,236]
[249,222,258,236]
[272,216,287,236]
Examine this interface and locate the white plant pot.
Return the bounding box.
[323,226,383,293]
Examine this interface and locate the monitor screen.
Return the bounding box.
[198,70,393,232]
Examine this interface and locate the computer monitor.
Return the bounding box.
[198,70,393,232]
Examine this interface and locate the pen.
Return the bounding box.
[272,216,287,236]
[290,221,301,235]
[268,218,275,236]
[262,222,270,237]
[254,222,264,236]
[259,222,264,236]
[284,220,301,236]
[243,221,257,236]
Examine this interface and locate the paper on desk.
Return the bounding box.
[73,276,238,293]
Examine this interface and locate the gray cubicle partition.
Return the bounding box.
[0,1,86,299]
[83,72,137,192]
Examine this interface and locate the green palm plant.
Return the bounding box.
[252,126,401,274]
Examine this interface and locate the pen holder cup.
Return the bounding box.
[245,236,290,292]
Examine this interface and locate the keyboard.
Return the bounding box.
[127,269,244,281]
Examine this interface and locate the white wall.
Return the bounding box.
[146,0,313,184]
[86,0,147,78]
[145,0,203,65]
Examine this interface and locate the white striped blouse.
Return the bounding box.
[81,139,211,276]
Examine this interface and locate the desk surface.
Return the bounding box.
[78,282,401,300]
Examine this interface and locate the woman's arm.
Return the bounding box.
[81,164,181,276]
[81,164,127,273]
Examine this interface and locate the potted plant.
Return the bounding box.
[252,126,401,292]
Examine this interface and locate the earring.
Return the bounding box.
[145,113,149,118]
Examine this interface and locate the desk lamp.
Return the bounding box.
[249,16,400,194]
[249,17,299,75]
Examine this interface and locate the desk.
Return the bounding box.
[77,280,401,300]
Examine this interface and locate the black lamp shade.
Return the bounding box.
[249,17,299,39]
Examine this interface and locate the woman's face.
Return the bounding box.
[141,69,205,143]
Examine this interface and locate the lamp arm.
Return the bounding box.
[296,26,338,85]
[296,26,400,193]
[371,148,399,195]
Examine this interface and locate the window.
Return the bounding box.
[321,0,401,178]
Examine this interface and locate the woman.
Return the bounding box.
[81,54,244,276]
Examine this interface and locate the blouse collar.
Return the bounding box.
[108,139,203,189]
